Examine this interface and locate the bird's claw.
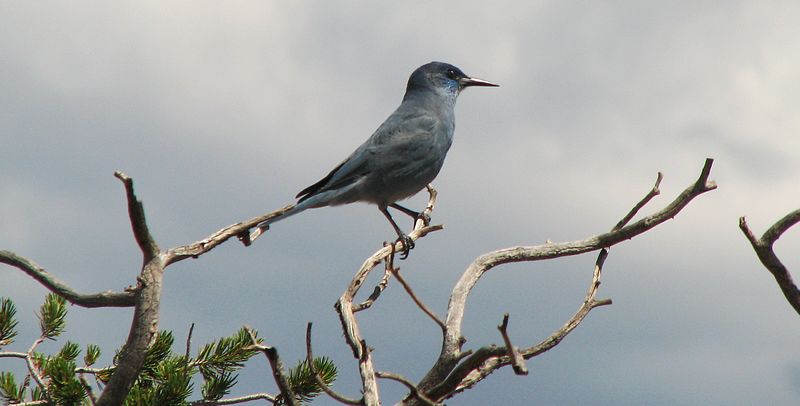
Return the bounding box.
[238,231,253,247]
[397,234,415,259]
[241,224,269,247]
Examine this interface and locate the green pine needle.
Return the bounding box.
[122,334,196,405]
[57,341,81,362]
[85,344,101,366]
[31,385,44,401]
[201,371,237,401]
[96,367,114,384]
[124,355,194,405]
[285,356,338,404]
[45,357,86,405]
[31,352,48,373]
[37,293,67,340]
[0,371,23,403]
[0,298,19,347]
[152,356,193,405]
[195,327,259,378]
[133,330,175,389]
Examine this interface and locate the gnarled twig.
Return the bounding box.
[334,186,440,405]
[413,159,715,403]
[245,327,298,406]
[97,173,165,406]
[0,251,135,307]
[305,323,363,405]
[739,208,800,315]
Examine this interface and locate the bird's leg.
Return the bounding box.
[389,203,431,227]
[379,205,414,259]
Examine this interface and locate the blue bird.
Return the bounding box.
[248,62,497,257]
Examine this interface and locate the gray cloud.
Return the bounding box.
[2,1,799,404]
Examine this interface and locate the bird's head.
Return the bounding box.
[406,62,498,99]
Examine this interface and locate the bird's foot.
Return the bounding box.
[241,224,269,246]
[238,231,253,247]
[397,234,415,260]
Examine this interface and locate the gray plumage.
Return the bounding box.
[249,62,497,255]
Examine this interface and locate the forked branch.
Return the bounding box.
[739,208,800,315]
[334,186,440,404]
[410,159,716,403]
[97,173,166,406]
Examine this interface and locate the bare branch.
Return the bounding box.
[26,337,48,399]
[415,159,715,402]
[375,371,439,406]
[74,366,106,375]
[0,172,166,405]
[428,247,611,401]
[189,393,277,405]
[762,208,800,245]
[334,298,381,404]
[337,187,441,357]
[389,268,446,332]
[497,314,527,375]
[353,246,396,313]
[739,209,800,315]
[612,172,662,232]
[97,257,165,406]
[305,323,363,405]
[0,351,28,359]
[185,322,195,359]
[165,204,295,266]
[245,327,298,406]
[356,340,380,406]
[520,248,612,358]
[97,172,167,406]
[114,171,159,261]
[0,251,135,307]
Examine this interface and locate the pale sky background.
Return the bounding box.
[2,1,800,405]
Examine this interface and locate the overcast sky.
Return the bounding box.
[2,1,799,404]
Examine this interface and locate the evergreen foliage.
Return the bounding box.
[0,296,339,405]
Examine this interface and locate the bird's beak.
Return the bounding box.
[460,76,499,88]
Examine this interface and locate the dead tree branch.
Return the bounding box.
[2,170,359,403]
[245,327,298,406]
[333,187,441,404]
[114,172,159,262]
[375,371,439,406]
[2,159,716,405]
[427,248,612,400]
[0,251,135,307]
[353,248,396,313]
[26,337,48,400]
[739,208,800,315]
[305,323,363,405]
[408,159,715,404]
[165,203,295,266]
[96,172,165,406]
[497,314,527,375]
[189,392,277,405]
[390,267,446,332]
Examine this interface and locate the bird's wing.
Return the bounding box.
[370,108,439,146]
[296,110,438,203]
[296,159,356,202]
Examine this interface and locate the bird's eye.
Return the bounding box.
[446,69,458,80]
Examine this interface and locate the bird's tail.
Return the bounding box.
[247,201,310,244]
